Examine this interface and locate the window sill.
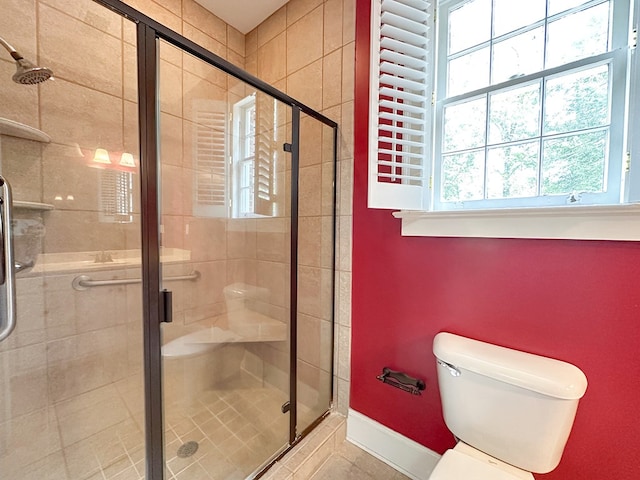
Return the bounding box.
[392,204,640,241]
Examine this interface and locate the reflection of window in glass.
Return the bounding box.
[433,0,628,209]
[99,169,133,223]
[232,94,278,218]
[232,95,256,218]
[193,101,228,217]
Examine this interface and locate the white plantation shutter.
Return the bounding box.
[368,0,434,210]
[99,170,133,223]
[254,94,277,216]
[193,101,228,217]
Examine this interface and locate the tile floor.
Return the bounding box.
[7,373,401,480]
[260,413,410,480]
[309,441,411,480]
[5,370,320,480]
[164,372,305,480]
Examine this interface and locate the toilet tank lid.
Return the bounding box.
[433,332,587,400]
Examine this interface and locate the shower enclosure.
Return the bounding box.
[0,0,337,479]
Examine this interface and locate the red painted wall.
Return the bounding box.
[351,1,640,478]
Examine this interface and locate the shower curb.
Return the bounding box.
[260,412,346,480]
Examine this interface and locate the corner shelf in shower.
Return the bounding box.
[0,119,54,211]
[0,117,51,143]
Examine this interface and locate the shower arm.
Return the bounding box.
[0,36,23,61]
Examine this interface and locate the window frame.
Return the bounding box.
[432,0,632,211]
[366,0,640,239]
[232,94,257,218]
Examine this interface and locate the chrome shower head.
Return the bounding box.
[0,36,53,85]
[12,57,53,85]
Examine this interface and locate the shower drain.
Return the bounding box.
[177,441,199,458]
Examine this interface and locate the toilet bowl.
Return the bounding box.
[428,332,587,479]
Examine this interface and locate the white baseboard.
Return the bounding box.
[346,409,441,480]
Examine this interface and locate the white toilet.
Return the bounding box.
[429,332,588,479]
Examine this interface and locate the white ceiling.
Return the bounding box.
[195,0,290,34]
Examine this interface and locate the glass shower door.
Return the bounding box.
[0,3,145,480]
[296,113,336,434]
[157,39,292,479]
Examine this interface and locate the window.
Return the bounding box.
[231,93,279,218]
[232,95,256,218]
[193,100,228,217]
[435,0,629,209]
[368,0,639,215]
[99,169,133,223]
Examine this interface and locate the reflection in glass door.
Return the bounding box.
[158,39,292,478]
[0,3,145,479]
[1,0,337,478]
[296,114,336,435]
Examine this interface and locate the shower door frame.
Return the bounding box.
[94,1,339,478]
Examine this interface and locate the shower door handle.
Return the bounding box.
[0,176,16,343]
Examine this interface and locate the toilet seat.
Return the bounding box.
[429,444,533,480]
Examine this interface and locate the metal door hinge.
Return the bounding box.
[283,143,293,152]
[626,151,631,172]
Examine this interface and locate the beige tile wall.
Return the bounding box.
[0,0,257,477]
[0,0,145,475]
[245,0,355,416]
[0,0,353,476]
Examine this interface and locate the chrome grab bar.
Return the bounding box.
[0,176,16,343]
[72,270,200,291]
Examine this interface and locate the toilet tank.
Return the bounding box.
[433,332,587,474]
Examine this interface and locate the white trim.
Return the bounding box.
[392,203,640,240]
[346,409,441,480]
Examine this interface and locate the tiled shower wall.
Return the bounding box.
[243,0,355,416]
[0,8,352,479]
[133,0,356,415]
[0,0,252,477]
[0,1,141,477]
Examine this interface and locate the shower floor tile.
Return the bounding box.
[8,371,318,480]
[164,371,293,480]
